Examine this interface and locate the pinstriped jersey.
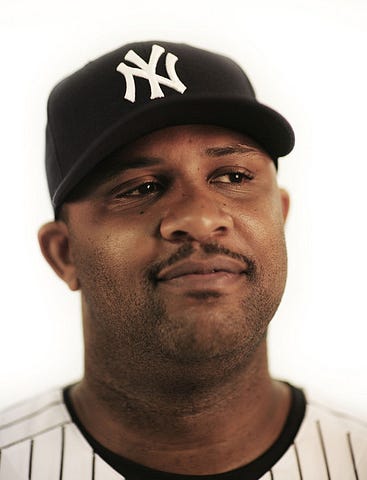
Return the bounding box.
[0,385,366,479]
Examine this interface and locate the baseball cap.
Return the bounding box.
[45,40,295,212]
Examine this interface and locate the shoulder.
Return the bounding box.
[307,395,366,424]
[293,391,367,477]
[0,388,70,450]
[0,388,72,479]
[0,388,122,480]
[303,393,367,441]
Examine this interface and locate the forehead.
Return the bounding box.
[122,124,265,153]
[100,124,269,178]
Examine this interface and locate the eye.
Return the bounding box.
[115,181,163,198]
[211,169,255,185]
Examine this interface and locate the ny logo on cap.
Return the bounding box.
[116,44,187,103]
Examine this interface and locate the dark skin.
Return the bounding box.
[39,125,291,475]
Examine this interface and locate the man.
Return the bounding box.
[0,41,366,479]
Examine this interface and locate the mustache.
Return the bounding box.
[147,242,257,283]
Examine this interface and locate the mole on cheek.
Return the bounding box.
[139,211,145,215]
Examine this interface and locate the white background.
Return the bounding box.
[1,0,366,419]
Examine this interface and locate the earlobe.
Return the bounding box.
[38,221,80,291]
[279,188,290,223]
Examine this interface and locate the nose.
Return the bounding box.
[160,189,234,243]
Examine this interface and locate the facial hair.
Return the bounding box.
[73,238,287,396]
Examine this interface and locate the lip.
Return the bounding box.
[158,271,246,290]
[156,257,248,283]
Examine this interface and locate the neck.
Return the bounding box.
[69,341,291,475]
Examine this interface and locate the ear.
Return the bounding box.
[279,188,290,223]
[38,221,80,291]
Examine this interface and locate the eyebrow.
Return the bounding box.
[106,144,259,174]
[97,156,162,182]
[205,145,261,157]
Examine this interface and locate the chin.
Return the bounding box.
[155,306,266,366]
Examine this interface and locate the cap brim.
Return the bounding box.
[52,95,294,208]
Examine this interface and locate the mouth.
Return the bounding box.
[156,257,248,290]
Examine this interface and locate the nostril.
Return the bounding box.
[171,230,191,240]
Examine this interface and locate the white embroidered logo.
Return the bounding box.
[116,44,187,103]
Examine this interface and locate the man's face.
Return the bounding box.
[63,125,289,381]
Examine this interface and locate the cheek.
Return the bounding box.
[234,193,288,278]
[235,195,285,245]
[70,227,145,287]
